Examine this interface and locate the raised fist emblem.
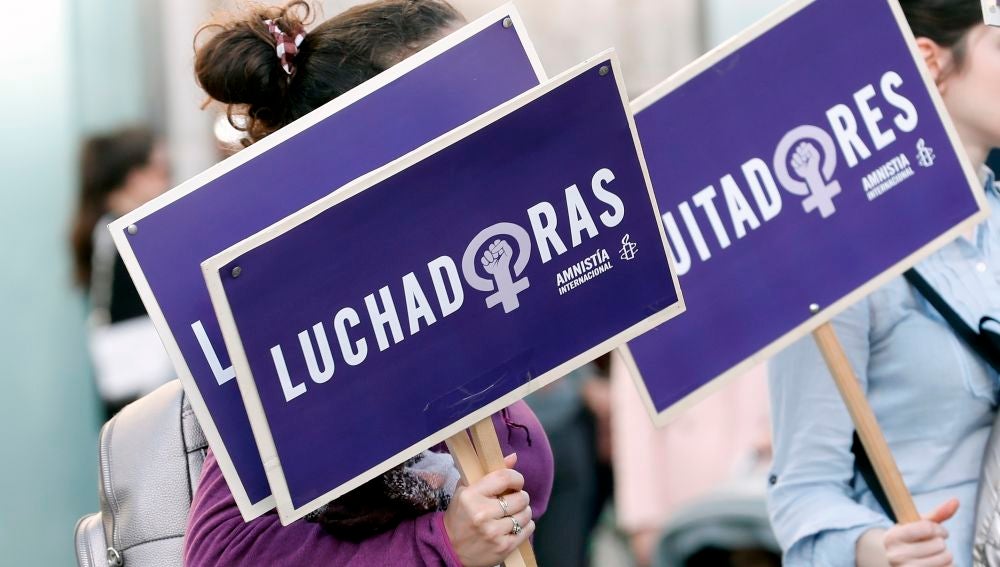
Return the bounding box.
[791,142,821,178]
[481,239,513,276]
[773,125,842,218]
[462,223,532,313]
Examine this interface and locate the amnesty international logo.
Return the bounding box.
[461,222,532,313]
[619,234,637,261]
[916,138,936,168]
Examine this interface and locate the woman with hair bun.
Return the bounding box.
[767,1,1000,565]
[183,2,553,566]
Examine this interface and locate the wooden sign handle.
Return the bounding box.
[445,417,537,567]
[812,322,920,523]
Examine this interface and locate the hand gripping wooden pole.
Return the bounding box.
[445,417,537,567]
[812,322,920,523]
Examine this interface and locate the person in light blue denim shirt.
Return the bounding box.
[768,1,1000,565]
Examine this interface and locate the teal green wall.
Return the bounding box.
[72,0,149,133]
[0,0,148,562]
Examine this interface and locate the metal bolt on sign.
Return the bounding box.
[127,224,138,235]
[599,65,610,76]
[502,16,512,28]
[231,266,242,278]
[809,303,820,314]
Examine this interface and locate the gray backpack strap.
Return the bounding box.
[88,214,118,327]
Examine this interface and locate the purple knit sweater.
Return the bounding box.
[184,401,553,566]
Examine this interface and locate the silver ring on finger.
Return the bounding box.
[497,496,511,518]
[509,516,522,536]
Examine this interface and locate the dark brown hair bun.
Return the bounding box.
[194,0,462,145]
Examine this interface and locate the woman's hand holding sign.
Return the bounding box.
[884,499,958,567]
[443,453,535,567]
[857,498,958,567]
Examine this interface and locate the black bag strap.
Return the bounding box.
[903,268,1000,372]
[851,433,896,522]
[852,267,1000,522]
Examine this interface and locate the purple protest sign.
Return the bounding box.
[203,53,683,523]
[109,5,546,519]
[621,0,986,424]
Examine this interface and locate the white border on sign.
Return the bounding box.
[203,50,687,524]
[107,3,546,521]
[621,0,989,427]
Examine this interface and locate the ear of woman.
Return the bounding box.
[915,36,954,89]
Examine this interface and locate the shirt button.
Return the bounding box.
[768,474,778,486]
[977,262,988,273]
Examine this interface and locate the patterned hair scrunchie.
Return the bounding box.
[263,19,306,76]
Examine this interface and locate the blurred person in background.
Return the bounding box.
[69,125,173,419]
[183,2,553,565]
[611,360,774,566]
[525,356,614,567]
[767,1,1000,565]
